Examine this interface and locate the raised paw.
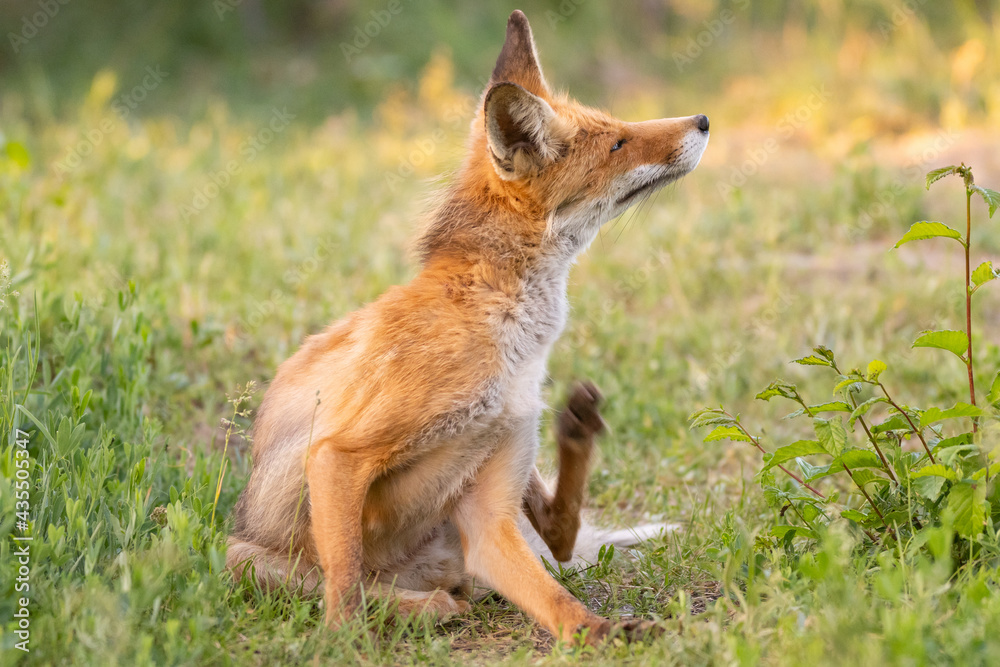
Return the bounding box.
[558,381,606,442]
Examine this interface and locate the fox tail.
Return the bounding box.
[519,513,679,567]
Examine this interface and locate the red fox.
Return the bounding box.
[227,10,709,644]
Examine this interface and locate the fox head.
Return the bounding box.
[421,10,708,262]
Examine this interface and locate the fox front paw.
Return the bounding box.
[558,381,606,443]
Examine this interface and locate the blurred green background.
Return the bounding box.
[2,0,998,124]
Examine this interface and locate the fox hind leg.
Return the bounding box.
[226,538,323,595]
[366,583,470,619]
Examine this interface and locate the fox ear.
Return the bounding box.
[490,10,549,97]
[484,82,570,180]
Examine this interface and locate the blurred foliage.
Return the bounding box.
[1,0,999,126]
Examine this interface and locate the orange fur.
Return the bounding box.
[227,10,708,644]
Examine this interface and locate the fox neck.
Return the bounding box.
[417,185,605,366]
[418,174,601,276]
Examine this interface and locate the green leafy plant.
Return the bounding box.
[692,164,1000,558]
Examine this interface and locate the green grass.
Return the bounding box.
[3,3,1000,664]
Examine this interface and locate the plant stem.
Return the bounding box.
[773,457,825,498]
[730,415,826,498]
[843,462,894,539]
[862,527,881,545]
[964,187,978,434]
[828,362,901,487]
[856,415,898,484]
[841,387,899,484]
[878,383,935,464]
[787,502,816,532]
[796,396,815,418]
[210,404,237,531]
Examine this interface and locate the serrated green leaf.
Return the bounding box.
[805,449,882,482]
[882,510,912,527]
[926,166,957,189]
[919,402,985,428]
[688,408,736,428]
[910,463,959,481]
[784,401,853,419]
[756,380,798,402]
[931,432,974,452]
[971,463,1000,481]
[946,481,988,538]
[761,440,827,472]
[814,417,847,457]
[841,509,867,522]
[688,407,724,420]
[936,445,978,467]
[832,377,864,395]
[894,221,965,248]
[793,354,833,367]
[797,458,827,481]
[800,503,821,522]
[912,330,969,360]
[989,372,1000,407]
[690,415,737,429]
[770,525,817,540]
[866,359,887,382]
[971,261,996,288]
[812,346,836,364]
[756,468,776,488]
[840,449,883,469]
[849,469,890,488]
[763,485,782,508]
[689,408,736,429]
[849,396,887,427]
[911,475,947,502]
[872,414,912,434]
[973,185,1000,218]
[786,490,820,504]
[804,465,837,483]
[704,425,751,443]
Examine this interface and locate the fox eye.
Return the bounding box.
[610,138,626,153]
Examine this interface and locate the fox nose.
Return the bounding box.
[695,114,710,133]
